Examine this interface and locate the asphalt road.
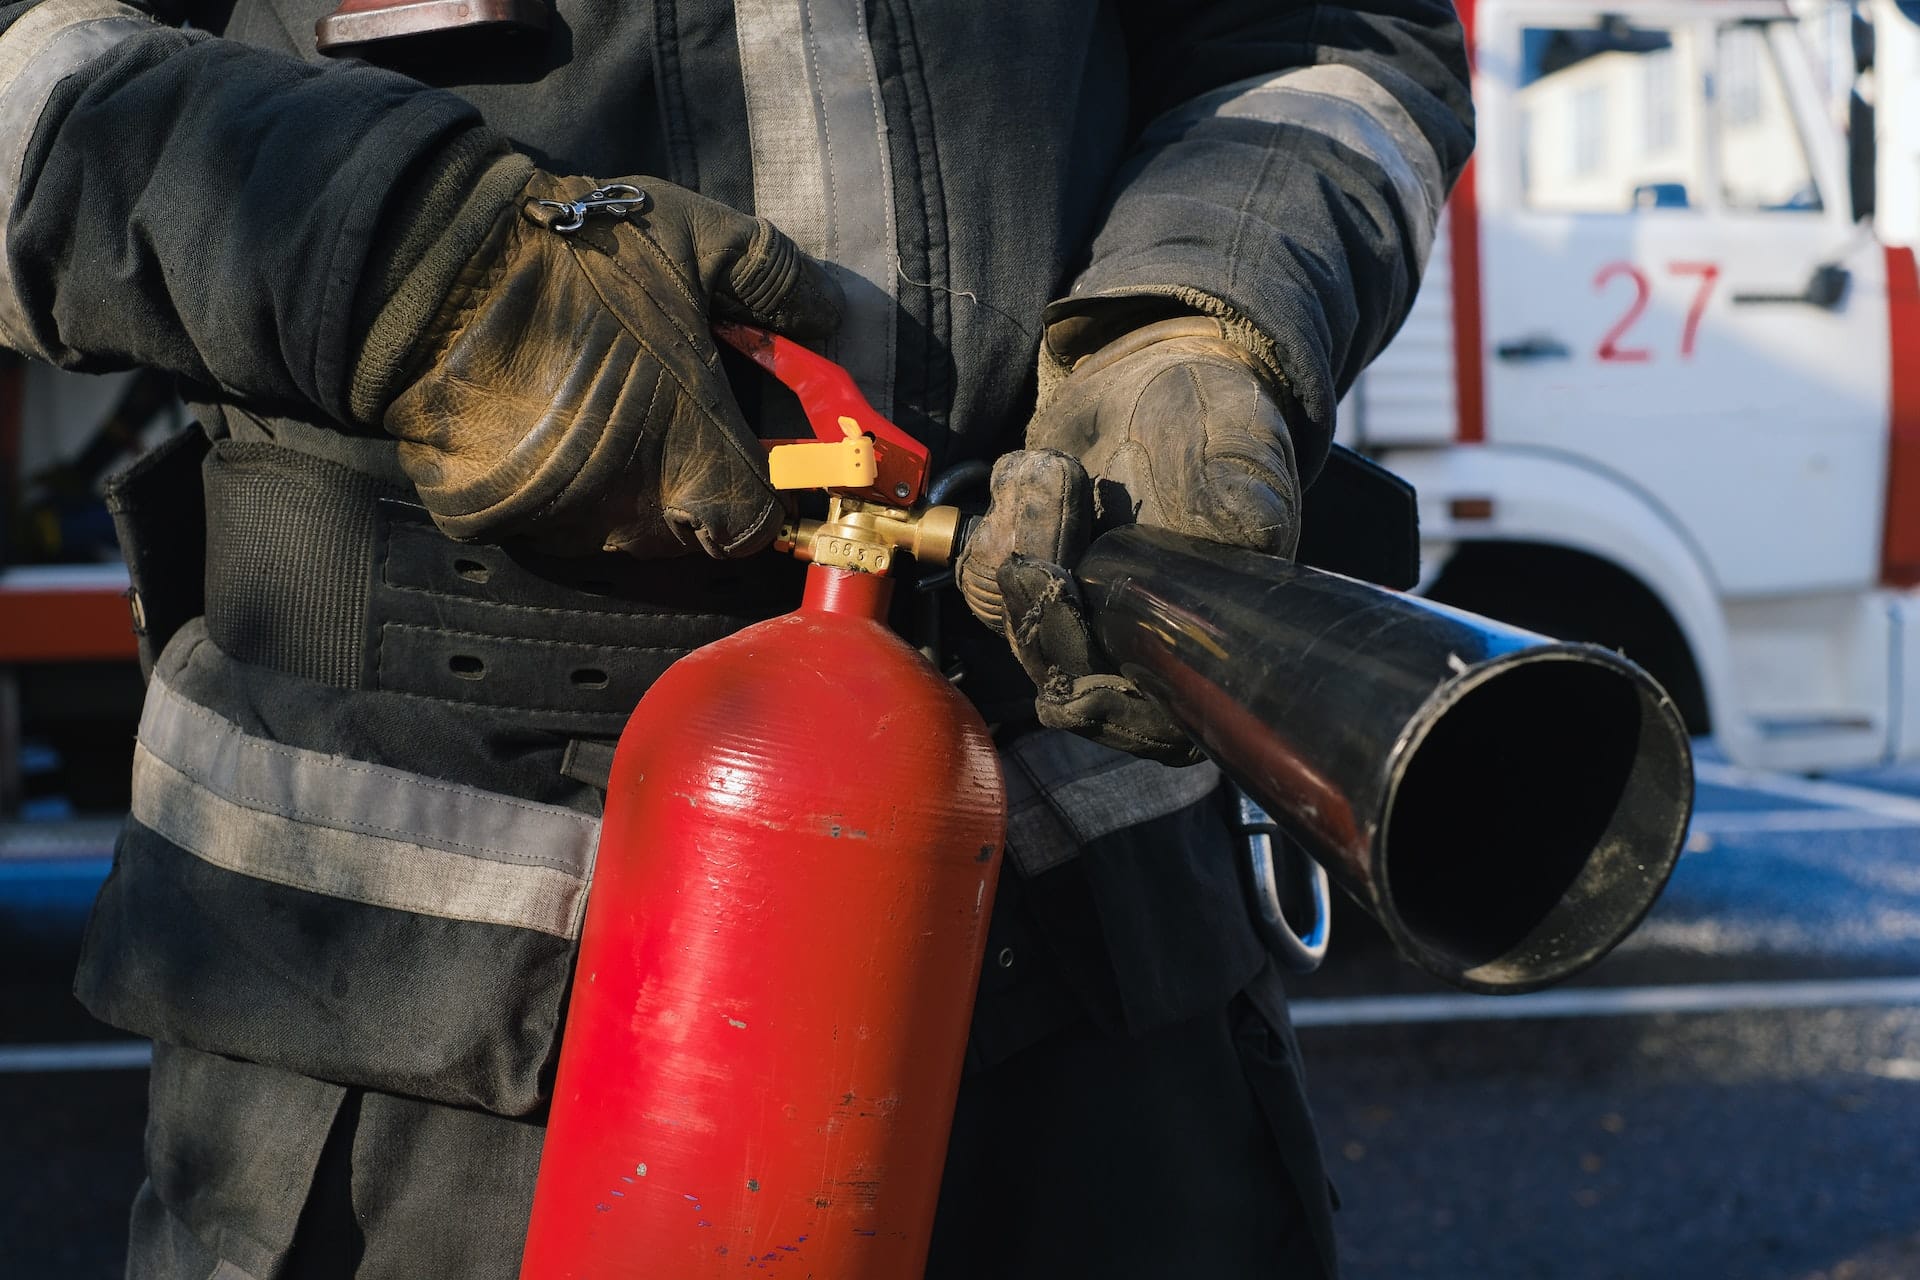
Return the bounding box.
[1291,751,1920,1280]
[5,750,1920,1278]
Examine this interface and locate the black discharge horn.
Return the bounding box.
[1077,525,1694,994]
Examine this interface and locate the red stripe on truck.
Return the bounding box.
[1450,160,1485,444]
[1451,0,1484,444]
[1883,245,1920,588]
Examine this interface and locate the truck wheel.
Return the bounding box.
[1424,541,1710,735]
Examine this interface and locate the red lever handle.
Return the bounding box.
[714,322,930,506]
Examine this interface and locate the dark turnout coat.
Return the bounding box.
[0,1,1471,1275]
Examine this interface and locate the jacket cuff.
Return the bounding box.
[1035,285,1295,433]
[347,142,533,426]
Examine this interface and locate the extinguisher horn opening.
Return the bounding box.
[1378,652,1693,993]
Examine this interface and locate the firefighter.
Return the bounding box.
[0,1,1470,1275]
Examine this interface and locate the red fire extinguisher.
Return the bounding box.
[519,327,1006,1278]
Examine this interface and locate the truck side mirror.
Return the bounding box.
[1850,89,1876,224]
[1806,263,1851,310]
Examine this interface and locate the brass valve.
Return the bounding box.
[743,334,956,575]
[776,496,964,575]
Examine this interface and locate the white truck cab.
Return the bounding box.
[1346,0,1920,772]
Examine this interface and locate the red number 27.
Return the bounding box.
[1594,261,1719,362]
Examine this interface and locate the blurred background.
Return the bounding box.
[6,0,1920,1275]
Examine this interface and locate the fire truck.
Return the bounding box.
[1349,0,1920,772]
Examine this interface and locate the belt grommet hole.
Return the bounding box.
[454,558,491,584]
[449,654,486,680]
[571,667,610,690]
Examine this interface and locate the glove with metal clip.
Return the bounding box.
[956,314,1303,764]
[359,163,840,558]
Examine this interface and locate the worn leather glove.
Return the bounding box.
[957,315,1302,763]
[373,168,840,558]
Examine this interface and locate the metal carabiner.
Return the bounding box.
[536,183,650,234]
[1234,787,1331,974]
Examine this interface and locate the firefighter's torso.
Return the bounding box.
[80,8,1326,1276]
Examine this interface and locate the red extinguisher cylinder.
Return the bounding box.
[521,563,1006,1278]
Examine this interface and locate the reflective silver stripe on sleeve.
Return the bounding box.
[131,676,599,938]
[1001,730,1223,876]
[0,0,155,356]
[1199,63,1445,274]
[734,0,899,418]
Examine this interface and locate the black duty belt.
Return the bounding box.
[200,438,804,737]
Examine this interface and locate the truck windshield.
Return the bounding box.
[1714,23,1821,213]
[1518,23,1701,213]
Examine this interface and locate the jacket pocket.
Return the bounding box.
[76,621,598,1116]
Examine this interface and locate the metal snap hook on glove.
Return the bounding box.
[535,183,650,233]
